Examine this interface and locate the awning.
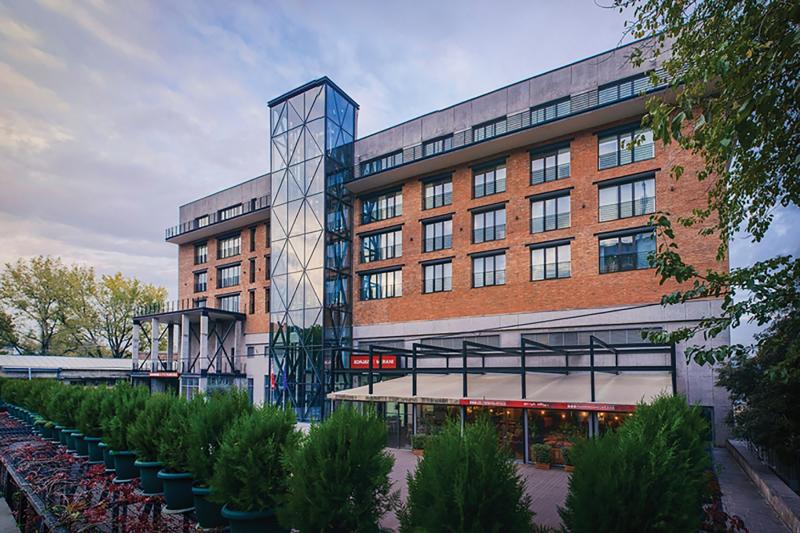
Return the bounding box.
[327,371,672,412]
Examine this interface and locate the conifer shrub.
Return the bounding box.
[103,383,148,451]
[77,387,105,437]
[399,417,534,533]
[158,394,194,472]
[559,395,710,532]
[129,393,177,462]
[283,407,397,532]
[46,384,83,427]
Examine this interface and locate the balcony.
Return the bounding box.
[165,194,270,244]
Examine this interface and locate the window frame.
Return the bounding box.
[217,263,241,289]
[361,188,403,224]
[217,234,241,259]
[422,135,453,157]
[597,126,655,170]
[360,227,403,263]
[218,203,243,221]
[598,175,656,222]
[423,260,453,294]
[361,150,403,176]
[423,176,453,210]
[530,192,571,233]
[472,251,507,288]
[360,268,403,300]
[472,206,507,244]
[423,217,453,252]
[472,117,506,143]
[531,144,571,184]
[472,161,507,198]
[531,241,572,281]
[194,242,208,265]
[598,228,656,274]
[193,271,207,293]
[217,293,240,313]
[530,97,571,125]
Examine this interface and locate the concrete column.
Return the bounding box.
[167,323,175,371]
[233,320,243,374]
[180,314,190,373]
[199,314,209,375]
[150,318,160,372]
[132,321,141,371]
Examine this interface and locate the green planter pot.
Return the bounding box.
[193,486,225,529]
[222,505,284,533]
[73,433,89,457]
[85,437,103,464]
[111,450,138,483]
[100,443,115,472]
[64,429,78,451]
[135,460,163,496]
[157,470,194,513]
[55,425,66,445]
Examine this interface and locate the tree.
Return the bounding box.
[57,263,105,356]
[613,0,800,364]
[0,309,18,351]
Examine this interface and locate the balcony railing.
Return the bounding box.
[165,194,270,240]
[133,298,245,318]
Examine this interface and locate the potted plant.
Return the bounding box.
[532,443,552,470]
[105,383,148,483]
[211,405,299,533]
[187,389,252,528]
[77,388,105,464]
[411,434,427,456]
[98,384,119,472]
[157,395,195,513]
[562,446,574,472]
[129,393,175,496]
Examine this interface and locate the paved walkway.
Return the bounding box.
[0,498,18,533]
[713,447,788,532]
[382,449,568,531]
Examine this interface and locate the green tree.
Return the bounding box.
[0,309,18,351]
[57,264,105,356]
[613,0,800,364]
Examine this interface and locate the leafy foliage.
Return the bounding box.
[0,309,18,350]
[158,394,194,472]
[560,395,710,532]
[103,383,148,451]
[210,405,299,513]
[612,0,800,364]
[77,387,106,437]
[46,384,83,427]
[129,393,178,462]
[532,443,551,464]
[283,407,397,532]
[186,389,252,485]
[399,417,534,533]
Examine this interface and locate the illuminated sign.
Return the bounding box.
[350,355,398,370]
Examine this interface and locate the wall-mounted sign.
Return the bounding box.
[350,355,398,370]
[459,398,636,412]
[149,371,179,378]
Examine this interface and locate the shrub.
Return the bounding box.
[411,433,428,450]
[559,395,710,533]
[158,395,193,472]
[129,393,177,462]
[210,405,299,513]
[399,418,534,533]
[562,446,573,466]
[283,407,397,532]
[46,385,83,427]
[103,383,148,451]
[532,443,551,464]
[77,387,105,437]
[186,389,252,486]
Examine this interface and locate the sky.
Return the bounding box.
[0,0,797,346]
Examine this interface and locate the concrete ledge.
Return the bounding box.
[727,439,800,533]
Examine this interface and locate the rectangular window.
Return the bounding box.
[265,223,270,246]
[194,243,208,265]
[361,228,403,263]
[531,146,571,184]
[217,293,240,312]
[423,218,453,252]
[360,269,402,300]
[218,204,243,221]
[193,271,207,292]
[598,73,654,105]
[194,298,207,308]
[473,207,506,243]
[423,261,453,293]
[217,264,241,288]
[218,235,241,259]
[361,150,403,176]
[472,252,506,288]
[599,230,656,273]
[361,189,403,224]
[598,127,654,169]
[531,194,571,233]
[249,227,256,252]
[423,177,452,209]
[472,118,506,143]
[423,135,453,157]
[531,98,571,125]
[264,288,269,313]
[194,215,209,229]
[248,290,255,314]
[532,243,571,280]
[265,255,270,280]
[599,176,656,222]
[473,163,506,198]
[249,258,256,283]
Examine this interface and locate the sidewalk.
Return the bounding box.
[713,447,789,532]
[0,498,18,533]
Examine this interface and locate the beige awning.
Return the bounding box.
[328,371,672,412]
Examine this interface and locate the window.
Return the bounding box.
[193,271,207,292]
[423,261,452,293]
[217,264,241,288]
[247,345,255,357]
[264,288,269,312]
[248,290,255,314]
[194,215,209,228]
[218,293,240,312]
[473,163,506,198]
[599,229,656,273]
[531,146,570,184]
[472,252,506,287]
[361,228,402,263]
[531,193,571,233]
[423,218,453,252]
[598,176,656,222]
[218,204,243,221]
[361,189,403,223]
[598,73,654,105]
[598,127,654,169]
[473,118,506,142]
[473,207,506,243]
[194,298,207,308]
[361,150,403,176]
[249,227,256,252]
[360,269,402,300]
[531,243,571,280]
[265,223,270,246]
[194,243,208,265]
[249,258,256,283]
[265,255,270,280]
[218,235,241,259]
[423,135,453,157]
[531,98,571,125]
[423,177,452,209]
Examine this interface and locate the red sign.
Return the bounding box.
[149,371,179,378]
[459,398,636,413]
[350,355,398,370]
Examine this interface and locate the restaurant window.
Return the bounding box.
[598,126,654,169]
[217,293,240,313]
[361,189,403,224]
[217,264,241,288]
[472,252,506,288]
[599,229,656,273]
[423,177,452,209]
[249,258,256,283]
[531,145,570,184]
[598,176,655,222]
[194,243,208,265]
[218,235,241,259]
[423,218,453,252]
[423,260,452,294]
[218,203,243,221]
[473,207,506,243]
[360,269,402,300]
[473,162,506,198]
[361,228,402,263]
[531,242,571,280]
[531,193,570,233]
[193,271,207,292]
[422,135,453,157]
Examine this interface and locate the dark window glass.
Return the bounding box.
[217,264,241,288]
[423,218,453,252]
[360,269,402,300]
[249,227,256,252]
[361,228,402,263]
[423,261,453,293]
[531,146,570,184]
[472,252,506,287]
[194,243,208,265]
[473,164,506,198]
[598,73,654,105]
[531,98,571,125]
[598,127,654,169]
[248,290,255,314]
[217,293,240,312]
[218,235,241,259]
[473,118,506,143]
[473,207,506,243]
[361,190,403,223]
[194,215,209,228]
[361,150,403,176]
[423,178,452,209]
[599,230,656,273]
[218,204,243,221]
[422,135,453,157]
[598,177,656,222]
[532,244,571,280]
[531,194,571,233]
[194,271,207,292]
[249,258,256,283]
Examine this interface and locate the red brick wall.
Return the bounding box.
[352,116,726,326]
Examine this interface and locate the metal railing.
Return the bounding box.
[165,194,270,240]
